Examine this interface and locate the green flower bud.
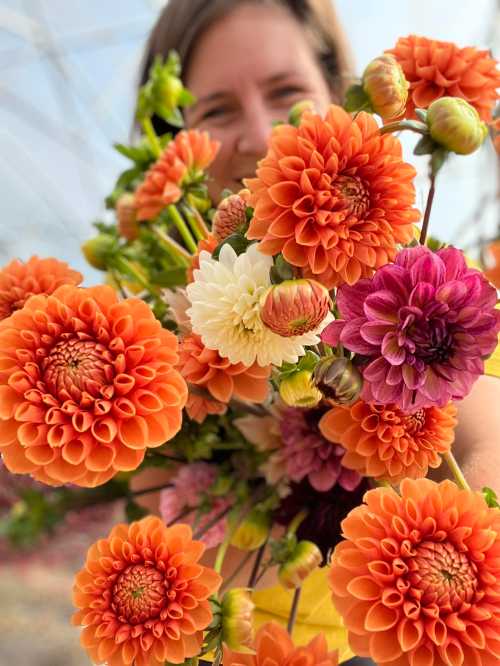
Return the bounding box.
[278,540,322,589]
[279,370,323,408]
[427,97,488,155]
[221,588,255,652]
[81,234,117,271]
[230,508,271,551]
[312,356,362,405]
[288,100,316,127]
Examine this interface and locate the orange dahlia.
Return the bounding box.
[0,256,82,321]
[179,333,270,423]
[72,517,221,666]
[135,130,219,221]
[0,284,187,487]
[484,239,500,289]
[245,105,419,288]
[387,35,500,121]
[223,621,338,666]
[319,400,457,484]
[187,234,218,282]
[330,478,500,666]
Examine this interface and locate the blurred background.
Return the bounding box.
[0,1,499,664]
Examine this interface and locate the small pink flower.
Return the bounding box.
[323,246,500,411]
[279,408,362,492]
[159,463,230,547]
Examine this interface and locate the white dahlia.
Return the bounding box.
[186,244,331,367]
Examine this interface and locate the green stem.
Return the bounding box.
[288,510,308,535]
[141,117,162,158]
[443,451,471,491]
[184,205,211,237]
[420,171,436,246]
[182,204,207,242]
[151,224,192,264]
[379,119,428,136]
[287,587,302,634]
[113,256,155,293]
[220,549,255,592]
[166,204,198,253]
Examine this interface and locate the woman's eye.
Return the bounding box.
[271,86,306,99]
[200,106,231,121]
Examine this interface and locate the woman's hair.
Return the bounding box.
[140,0,353,132]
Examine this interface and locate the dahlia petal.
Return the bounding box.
[369,629,403,662]
[409,643,434,666]
[0,418,20,446]
[341,319,379,354]
[1,443,37,472]
[382,333,406,365]
[364,291,400,322]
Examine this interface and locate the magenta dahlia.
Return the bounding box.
[280,407,362,492]
[322,246,500,411]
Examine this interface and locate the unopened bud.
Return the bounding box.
[279,370,323,408]
[288,100,315,127]
[427,97,488,155]
[312,356,362,405]
[221,588,255,652]
[261,279,331,337]
[212,194,248,242]
[159,75,183,110]
[231,508,271,551]
[81,234,116,271]
[278,540,322,589]
[116,193,139,241]
[362,54,409,120]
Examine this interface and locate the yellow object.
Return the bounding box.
[252,567,354,663]
[485,327,500,378]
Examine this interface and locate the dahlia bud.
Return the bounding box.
[159,74,183,110]
[81,234,116,271]
[231,508,271,551]
[278,540,322,589]
[312,356,362,405]
[279,370,323,408]
[260,279,331,337]
[221,588,255,652]
[362,54,409,120]
[427,97,488,155]
[288,100,315,127]
[116,193,139,241]
[212,194,248,242]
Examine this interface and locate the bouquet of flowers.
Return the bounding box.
[1,38,500,666]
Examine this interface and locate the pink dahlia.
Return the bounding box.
[322,246,500,411]
[159,462,230,548]
[280,407,362,492]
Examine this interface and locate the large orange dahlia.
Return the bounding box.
[245,105,419,288]
[330,479,500,666]
[72,517,221,666]
[223,621,338,666]
[319,400,457,484]
[179,333,270,423]
[0,256,82,321]
[0,284,187,487]
[135,130,219,221]
[387,35,500,121]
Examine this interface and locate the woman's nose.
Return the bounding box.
[235,106,274,157]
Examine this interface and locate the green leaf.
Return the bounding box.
[149,267,188,287]
[212,233,252,259]
[297,350,320,372]
[270,254,295,283]
[413,135,437,156]
[344,84,372,113]
[483,487,500,508]
[431,147,449,176]
[177,88,196,107]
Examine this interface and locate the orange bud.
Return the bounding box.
[362,54,409,120]
[427,97,489,155]
[212,194,248,242]
[278,540,322,589]
[221,588,255,652]
[260,279,331,337]
[116,193,139,241]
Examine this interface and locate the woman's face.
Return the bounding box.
[184,3,332,201]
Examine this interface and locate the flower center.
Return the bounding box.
[112,564,167,624]
[399,308,454,365]
[332,175,370,218]
[42,337,114,398]
[409,541,478,611]
[403,409,426,434]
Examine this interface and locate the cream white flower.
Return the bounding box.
[186,244,331,367]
